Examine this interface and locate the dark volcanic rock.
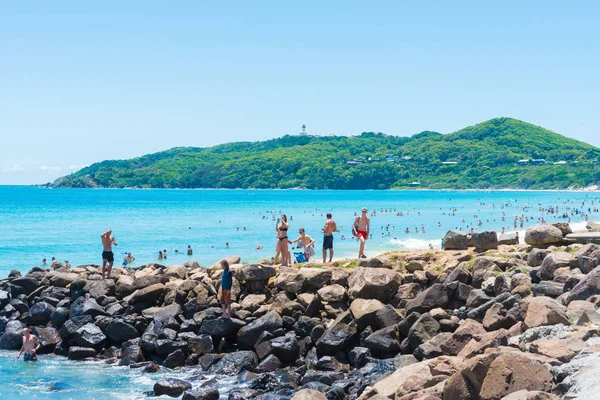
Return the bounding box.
[69,297,106,319]
[119,341,145,366]
[50,307,69,328]
[472,231,499,251]
[154,378,192,397]
[256,332,299,363]
[208,350,257,375]
[405,284,449,316]
[163,349,187,369]
[201,317,245,337]
[25,301,55,325]
[59,315,93,340]
[363,326,400,358]
[0,320,25,350]
[73,323,106,349]
[182,388,220,400]
[106,319,140,342]
[316,311,357,356]
[443,230,469,250]
[68,346,97,360]
[237,310,283,349]
[347,267,402,303]
[11,277,40,295]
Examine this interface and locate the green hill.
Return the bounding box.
[53,118,600,190]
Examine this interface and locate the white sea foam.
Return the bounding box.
[388,238,438,249]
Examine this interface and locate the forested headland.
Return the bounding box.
[52,118,600,190]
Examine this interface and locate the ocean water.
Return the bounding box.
[1,187,599,398]
[1,186,599,278]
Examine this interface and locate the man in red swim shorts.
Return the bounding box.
[353,207,371,259]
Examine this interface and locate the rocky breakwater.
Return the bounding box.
[1,223,600,399]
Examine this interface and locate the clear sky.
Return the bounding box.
[1,1,599,184]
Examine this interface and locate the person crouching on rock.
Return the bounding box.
[220,260,233,318]
[17,327,40,361]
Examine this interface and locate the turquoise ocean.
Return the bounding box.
[0,186,599,398]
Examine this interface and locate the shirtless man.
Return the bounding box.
[17,327,40,361]
[353,207,370,259]
[100,229,118,279]
[322,213,339,263]
[291,228,315,262]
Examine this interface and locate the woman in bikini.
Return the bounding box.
[276,215,290,266]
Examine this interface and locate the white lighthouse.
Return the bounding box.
[300,124,306,135]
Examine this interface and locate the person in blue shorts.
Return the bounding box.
[220,260,233,318]
[17,327,40,361]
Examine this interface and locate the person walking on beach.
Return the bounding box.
[353,207,370,259]
[276,215,291,266]
[220,260,233,318]
[322,213,339,263]
[100,229,117,279]
[17,327,40,361]
[291,228,316,262]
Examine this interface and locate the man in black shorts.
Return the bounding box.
[101,229,118,279]
[322,213,339,263]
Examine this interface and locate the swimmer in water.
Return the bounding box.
[17,327,40,361]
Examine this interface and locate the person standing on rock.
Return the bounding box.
[220,260,233,318]
[17,327,40,361]
[353,207,370,259]
[322,213,339,263]
[100,229,118,279]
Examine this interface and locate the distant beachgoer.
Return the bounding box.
[175,249,179,254]
[353,208,370,259]
[187,245,193,255]
[256,245,262,250]
[101,229,118,279]
[65,260,71,269]
[123,252,135,266]
[163,249,167,259]
[226,242,229,249]
[51,257,57,267]
[158,251,163,260]
[220,260,232,318]
[322,213,339,263]
[292,228,315,262]
[42,258,47,266]
[429,243,434,250]
[17,327,40,361]
[276,215,290,266]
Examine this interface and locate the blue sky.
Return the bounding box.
[1,1,599,184]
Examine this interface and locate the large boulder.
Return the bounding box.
[552,222,573,236]
[25,301,55,325]
[405,283,449,316]
[291,389,327,400]
[129,283,165,304]
[0,320,25,349]
[349,298,384,330]
[106,319,140,342]
[58,315,94,340]
[73,323,106,349]
[154,378,193,397]
[68,346,97,360]
[11,277,40,295]
[237,310,282,349]
[256,332,299,363]
[48,272,80,287]
[84,279,116,298]
[317,284,347,302]
[363,326,400,357]
[371,360,434,398]
[566,265,600,304]
[499,233,519,245]
[443,352,553,400]
[208,350,257,375]
[237,264,277,282]
[519,297,570,329]
[141,303,182,320]
[443,230,469,250]
[537,252,572,281]
[472,231,499,251]
[347,267,402,303]
[119,340,145,366]
[69,297,106,319]
[201,317,245,337]
[183,388,220,400]
[316,311,357,355]
[524,225,564,247]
